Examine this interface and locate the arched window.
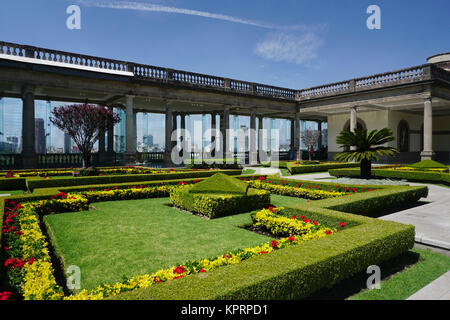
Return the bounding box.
[397,120,409,152]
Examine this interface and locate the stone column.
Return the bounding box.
[290,119,295,158]
[350,106,357,151]
[180,113,187,162]
[258,116,264,163]
[220,106,230,159]
[294,112,301,160]
[98,129,106,165]
[21,85,37,168]
[318,121,323,150]
[421,97,435,160]
[249,109,257,165]
[125,95,136,164]
[106,106,115,164]
[164,100,174,167]
[211,113,216,158]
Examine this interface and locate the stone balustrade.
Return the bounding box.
[1,41,448,102]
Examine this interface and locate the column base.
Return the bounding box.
[164,151,174,168]
[22,153,38,169]
[420,150,436,161]
[249,152,258,165]
[125,153,136,166]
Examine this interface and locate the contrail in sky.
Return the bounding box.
[77,0,319,31]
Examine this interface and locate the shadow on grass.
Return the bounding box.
[304,250,421,300]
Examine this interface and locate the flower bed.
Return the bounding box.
[245,178,346,199]
[1,174,423,300]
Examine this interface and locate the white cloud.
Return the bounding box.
[255,32,324,65]
[77,0,317,31]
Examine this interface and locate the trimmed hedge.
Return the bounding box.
[287,162,359,174]
[25,169,242,191]
[110,206,414,300]
[170,187,270,219]
[0,178,27,191]
[330,168,450,184]
[311,186,428,217]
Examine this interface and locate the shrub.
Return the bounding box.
[329,168,450,184]
[0,177,27,191]
[246,179,345,200]
[25,169,243,191]
[287,162,359,174]
[73,167,100,177]
[170,186,270,219]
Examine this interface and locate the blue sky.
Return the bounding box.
[0,0,448,150]
[1,0,449,88]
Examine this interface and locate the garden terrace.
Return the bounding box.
[0,170,427,300]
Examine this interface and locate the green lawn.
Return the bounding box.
[0,190,25,195]
[44,197,277,290]
[349,248,450,300]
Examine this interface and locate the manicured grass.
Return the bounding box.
[270,194,308,207]
[44,197,270,291]
[241,169,256,175]
[0,190,25,195]
[349,248,450,300]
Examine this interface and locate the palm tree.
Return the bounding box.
[334,128,399,178]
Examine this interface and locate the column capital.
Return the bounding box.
[21,85,35,98]
[424,96,432,103]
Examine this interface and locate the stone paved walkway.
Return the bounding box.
[247,168,450,250]
[407,271,450,300]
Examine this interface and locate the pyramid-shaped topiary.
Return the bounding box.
[188,173,249,195]
[410,159,448,169]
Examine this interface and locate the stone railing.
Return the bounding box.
[0,41,130,72]
[298,65,438,100]
[1,41,449,102]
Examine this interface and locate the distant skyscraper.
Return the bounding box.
[64,133,71,153]
[35,118,46,154]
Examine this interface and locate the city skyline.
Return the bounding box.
[0,97,326,154]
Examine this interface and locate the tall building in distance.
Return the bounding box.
[34,118,46,154]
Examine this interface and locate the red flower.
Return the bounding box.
[313,221,318,226]
[303,218,310,223]
[325,230,332,235]
[300,215,304,219]
[0,292,13,300]
[260,251,268,254]
[173,265,186,274]
[271,240,278,248]
[340,222,346,228]
[199,268,206,273]
[352,188,357,192]
[290,216,297,219]
[28,257,36,265]
[268,206,274,212]
[288,236,295,242]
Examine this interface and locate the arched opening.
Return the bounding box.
[397,120,410,152]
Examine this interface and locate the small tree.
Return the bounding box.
[334,128,399,178]
[301,129,320,160]
[50,104,121,168]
